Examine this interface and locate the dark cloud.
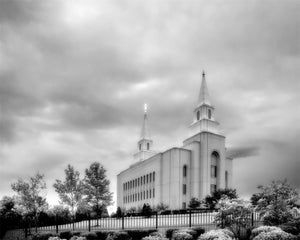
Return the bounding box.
[0,0,299,207]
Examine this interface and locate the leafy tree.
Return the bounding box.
[53,164,83,218]
[204,188,238,209]
[188,197,201,209]
[251,179,299,225]
[215,197,253,239]
[11,173,48,224]
[155,202,169,213]
[82,162,113,219]
[141,203,152,217]
[0,196,22,237]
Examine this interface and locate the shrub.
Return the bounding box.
[70,237,87,240]
[71,231,82,237]
[49,237,63,240]
[252,229,296,240]
[95,230,115,240]
[173,231,193,240]
[191,227,205,238]
[60,231,73,240]
[250,226,283,239]
[32,232,57,240]
[280,218,300,236]
[80,232,98,240]
[166,229,178,240]
[107,231,132,240]
[127,229,157,240]
[198,229,234,240]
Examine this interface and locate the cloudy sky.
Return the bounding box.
[0,0,299,211]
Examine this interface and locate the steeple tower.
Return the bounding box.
[188,71,221,137]
[134,104,156,161]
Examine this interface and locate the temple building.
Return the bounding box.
[117,72,233,210]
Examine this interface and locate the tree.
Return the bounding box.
[204,188,238,209]
[53,164,83,218]
[155,203,169,213]
[188,197,201,209]
[11,173,48,223]
[141,203,152,217]
[0,196,22,237]
[251,179,299,225]
[116,207,123,218]
[215,197,253,239]
[82,162,113,219]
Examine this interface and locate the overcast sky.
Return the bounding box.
[0,0,299,212]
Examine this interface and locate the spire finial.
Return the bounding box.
[144,103,148,114]
[202,70,205,79]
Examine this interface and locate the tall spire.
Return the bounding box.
[140,103,150,140]
[198,71,212,107]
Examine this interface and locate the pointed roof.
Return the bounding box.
[197,71,212,107]
[140,103,151,140]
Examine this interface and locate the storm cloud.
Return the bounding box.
[0,0,299,208]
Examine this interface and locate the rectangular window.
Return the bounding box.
[143,175,145,184]
[182,202,186,209]
[210,184,217,194]
[153,188,155,198]
[150,173,152,182]
[138,178,140,186]
[147,174,149,183]
[143,191,145,199]
[150,189,152,198]
[183,184,187,195]
[147,190,148,199]
[153,172,155,181]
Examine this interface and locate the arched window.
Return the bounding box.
[147,143,150,150]
[183,165,187,177]
[211,152,219,178]
[208,109,212,119]
[197,111,200,120]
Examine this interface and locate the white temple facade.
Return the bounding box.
[117,72,233,210]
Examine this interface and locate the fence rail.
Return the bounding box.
[3,210,264,239]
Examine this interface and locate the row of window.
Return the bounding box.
[123,172,156,191]
[124,188,155,204]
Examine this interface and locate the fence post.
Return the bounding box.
[24,218,28,240]
[155,212,158,229]
[121,215,124,230]
[55,214,58,234]
[251,212,254,227]
[189,209,192,228]
[88,214,91,232]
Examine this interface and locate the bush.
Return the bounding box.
[60,231,73,240]
[198,229,234,240]
[127,229,157,240]
[142,235,167,240]
[95,230,115,240]
[252,230,296,240]
[250,226,283,239]
[70,237,87,240]
[166,229,178,239]
[71,231,82,237]
[49,237,63,240]
[80,232,98,240]
[107,231,132,240]
[173,231,193,240]
[191,227,205,238]
[32,232,57,240]
[280,218,300,236]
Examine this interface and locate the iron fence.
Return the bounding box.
[3,210,264,239]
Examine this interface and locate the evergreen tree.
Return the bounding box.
[141,203,152,217]
[204,188,238,209]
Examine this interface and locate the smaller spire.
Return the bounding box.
[198,70,211,106]
[140,103,150,140]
